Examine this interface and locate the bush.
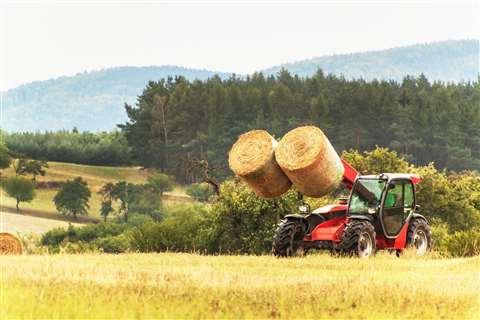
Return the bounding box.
[204,178,298,254]
[41,223,128,247]
[130,203,210,252]
[41,227,68,247]
[186,183,215,202]
[94,234,131,253]
[432,224,480,257]
[60,241,100,254]
[125,214,155,227]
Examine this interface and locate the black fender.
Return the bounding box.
[305,213,327,233]
[411,213,428,223]
[283,214,309,233]
[347,214,374,223]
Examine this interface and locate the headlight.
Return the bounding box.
[299,205,309,213]
[368,207,376,214]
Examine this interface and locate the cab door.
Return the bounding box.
[381,180,415,237]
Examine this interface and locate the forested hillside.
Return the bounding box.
[3,40,478,133]
[2,66,230,132]
[117,71,479,182]
[263,40,479,82]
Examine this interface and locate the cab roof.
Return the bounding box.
[358,173,422,184]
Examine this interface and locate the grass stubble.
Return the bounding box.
[1,252,479,319]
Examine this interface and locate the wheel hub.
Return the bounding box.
[414,229,428,255]
[358,232,373,258]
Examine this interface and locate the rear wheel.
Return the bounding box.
[338,220,376,258]
[406,218,432,255]
[273,219,305,257]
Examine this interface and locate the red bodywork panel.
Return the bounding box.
[393,222,409,249]
[307,216,347,242]
[375,222,409,249]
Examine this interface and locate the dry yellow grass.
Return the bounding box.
[1,253,478,319]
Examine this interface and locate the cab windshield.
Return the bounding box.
[348,178,386,215]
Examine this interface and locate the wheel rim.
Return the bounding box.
[358,232,373,258]
[414,229,428,255]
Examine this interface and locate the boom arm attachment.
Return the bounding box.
[341,159,358,189]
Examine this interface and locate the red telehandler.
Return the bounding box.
[273,160,432,258]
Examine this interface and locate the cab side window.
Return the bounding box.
[384,182,403,208]
[404,182,414,208]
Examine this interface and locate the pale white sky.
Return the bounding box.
[1,0,479,91]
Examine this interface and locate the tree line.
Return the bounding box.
[121,70,479,183]
[4,70,480,183]
[4,130,131,166]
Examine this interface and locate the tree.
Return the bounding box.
[53,177,91,219]
[2,176,36,212]
[146,172,174,195]
[22,160,49,181]
[98,182,115,222]
[0,144,12,171]
[12,158,28,176]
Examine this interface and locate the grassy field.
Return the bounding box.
[1,161,188,218]
[1,253,478,319]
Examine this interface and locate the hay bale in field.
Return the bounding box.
[229,130,292,198]
[0,232,23,255]
[275,126,344,197]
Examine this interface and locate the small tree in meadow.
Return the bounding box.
[2,176,36,212]
[146,172,174,195]
[54,177,91,220]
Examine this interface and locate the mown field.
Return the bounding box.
[0,211,82,235]
[1,253,478,319]
[1,161,189,218]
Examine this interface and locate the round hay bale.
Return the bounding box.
[229,130,292,198]
[0,232,23,255]
[275,126,344,197]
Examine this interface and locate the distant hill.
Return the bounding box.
[2,66,231,132]
[262,40,479,82]
[2,40,478,132]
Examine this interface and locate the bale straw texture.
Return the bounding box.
[275,126,344,197]
[0,232,23,255]
[229,130,291,198]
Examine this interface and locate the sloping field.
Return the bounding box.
[1,161,189,217]
[0,211,82,234]
[1,253,478,319]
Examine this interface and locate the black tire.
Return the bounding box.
[273,219,305,257]
[406,218,432,255]
[337,220,376,258]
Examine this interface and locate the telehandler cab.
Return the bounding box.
[273,160,432,258]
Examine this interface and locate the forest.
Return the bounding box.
[120,70,479,183]
[6,69,479,183]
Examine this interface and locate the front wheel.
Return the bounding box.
[406,218,432,255]
[337,220,376,258]
[273,219,305,257]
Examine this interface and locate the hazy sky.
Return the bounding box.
[1,0,479,91]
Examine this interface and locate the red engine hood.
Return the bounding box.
[312,204,347,215]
